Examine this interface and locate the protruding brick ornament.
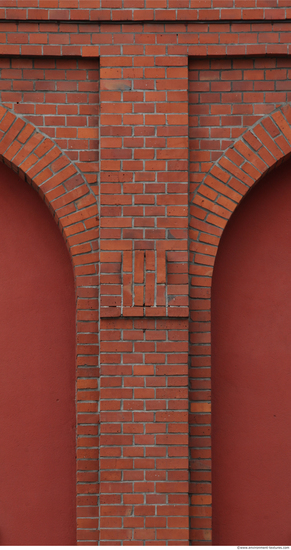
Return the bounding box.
[100,249,188,318]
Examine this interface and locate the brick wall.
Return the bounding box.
[0,55,99,184]
[189,55,291,545]
[2,4,291,545]
[98,28,189,545]
[189,56,291,187]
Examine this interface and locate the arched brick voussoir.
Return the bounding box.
[192,105,291,235]
[0,105,97,267]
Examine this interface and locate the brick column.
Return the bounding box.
[99,23,189,545]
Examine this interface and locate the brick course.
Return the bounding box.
[1,4,291,545]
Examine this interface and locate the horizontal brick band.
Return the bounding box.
[2,2,291,23]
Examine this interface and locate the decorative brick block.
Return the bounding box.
[101,249,188,318]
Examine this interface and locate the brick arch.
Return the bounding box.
[189,104,291,545]
[0,105,98,255]
[0,105,99,545]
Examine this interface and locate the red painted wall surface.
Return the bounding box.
[212,157,291,545]
[0,163,76,545]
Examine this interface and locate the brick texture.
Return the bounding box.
[1,7,291,546]
[189,57,291,191]
[189,57,291,544]
[0,56,99,184]
[189,102,291,544]
[2,1,291,23]
[99,34,190,546]
[0,105,99,544]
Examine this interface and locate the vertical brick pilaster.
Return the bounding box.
[99,25,189,545]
